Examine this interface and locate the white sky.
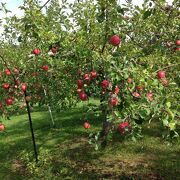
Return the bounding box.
[0,0,173,17]
[0,0,173,34]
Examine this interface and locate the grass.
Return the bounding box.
[0,104,180,180]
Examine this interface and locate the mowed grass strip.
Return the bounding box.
[0,106,179,179]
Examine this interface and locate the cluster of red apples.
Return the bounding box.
[0,68,27,108]
[31,48,49,71]
[80,35,171,135]
[0,48,49,118]
[166,39,180,51]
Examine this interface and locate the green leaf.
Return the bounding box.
[166,102,171,108]
[117,6,124,15]
[132,136,137,142]
[95,144,99,151]
[169,122,176,130]
[143,10,152,19]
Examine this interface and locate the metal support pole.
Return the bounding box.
[24,91,38,163]
[43,87,55,126]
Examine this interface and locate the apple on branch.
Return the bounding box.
[0,124,5,132]
[109,35,121,46]
[83,122,91,129]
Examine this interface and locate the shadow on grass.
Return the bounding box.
[0,107,180,179]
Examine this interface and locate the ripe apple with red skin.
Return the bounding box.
[110,97,118,106]
[175,47,180,51]
[79,92,88,101]
[13,67,19,74]
[118,122,130,134]
[0,124,5,131]
[42,65,49,71]
[2,83,10,89]
[6,98,13,106]
[32,48,41,55]
[90,70,97,78]
[176,40,180,46]
[114,86,120,94]
[132,92,141,98]
[127,77,133,84]
[109,35,121,46]
[83,73,90,81]
[51,47,58,54]
[136,85,144,92]
[83,122,90,129]
[4,69,11,75]
[77,79,84,88]
[21,83,27,92]
[101,80,110,89]
[157,71,166,79]
[0,103,3,108]
[146,92,153,101]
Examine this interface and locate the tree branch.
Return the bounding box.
[40,0,51,10]
[155,63,180,73]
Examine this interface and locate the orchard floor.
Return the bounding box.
[0,105,179,180]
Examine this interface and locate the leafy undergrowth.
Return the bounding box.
[0,105,179,180]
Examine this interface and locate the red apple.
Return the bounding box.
[114,86,120,94]
[175,47,180,51]
[42,65,49,71]
[13,67,19,74]
[4,69,11,75]
[110,97,119,106]
[118,122,130,134]
[0,124,5,131]
[2,83,10,89]
[101,80,110,89]
[32,48,41,55]
[6,98,13,106]
[83,73,90,81]
[79,92,88,101]
[109,35,121,46]
[127,77,133,84]
[21,83,27,92]
[146,92,153,101]
[77,79,84,88]
[51,47,58,53]
[157,71,166,79]
[136,85,144,92]
[83,122,90,129]
[90,70,97,78]
[132,92,141,98]
[176,40,180,46]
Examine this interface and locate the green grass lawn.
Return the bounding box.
[0,105,179,180]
